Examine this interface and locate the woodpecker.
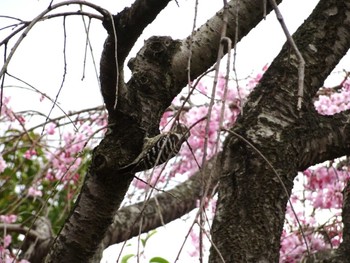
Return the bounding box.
[118,124,190,173]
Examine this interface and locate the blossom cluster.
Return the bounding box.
[280,165,348,262]
[0,95,107,258]
[314,79,350,115]
[0,215,29,263]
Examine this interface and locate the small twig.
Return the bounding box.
[43,11,102,21]
[269,0,305,111]
[231,1,243,114]
[81,16,91,80]
[42,16,69,136]
[0,0,108,80]
[186,0,199,92]
[111,13,119,110]
[79,8,102,89]
[197,221,226,262]
[216,37,231,155]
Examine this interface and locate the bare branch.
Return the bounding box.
[269,0,305,110]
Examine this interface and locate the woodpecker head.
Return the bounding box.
[173,123,190,141]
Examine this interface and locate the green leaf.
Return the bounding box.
[121,254,135,263]
[149,257,170,263]
[141,230,157,247]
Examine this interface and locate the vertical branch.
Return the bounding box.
[187,0,200,88]
[269,0,305,110]
[110,13,119,110]
[198,0,230,260]
[217,36,231,152]
[81,16,91,80]
[0,43,7,117]
[231,0,243,114]
[42,16,68,136]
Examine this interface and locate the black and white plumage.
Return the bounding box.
[118,124,190,173]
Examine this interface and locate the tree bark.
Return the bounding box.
[209,0,350,262]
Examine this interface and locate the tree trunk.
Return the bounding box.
[209,0,350,261]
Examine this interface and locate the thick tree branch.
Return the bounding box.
[103,0,172,64]
[101,154,219,248]
[297,111,350,170]
[45,169,134,263]
[241,0,350,170]
[172,0,282,87]
[45,0,302,262]
[100,0,172,113]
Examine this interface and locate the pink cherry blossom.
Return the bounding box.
[46,123,56,135]
[24,149,37,159]
[3,235,12,248]
[28,186,43,197]
[0,214,17,224]
[0,154,7,173]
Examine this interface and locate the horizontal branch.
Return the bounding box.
[101,154,220,248]
[297,110,350,170]
[0,223,41,240]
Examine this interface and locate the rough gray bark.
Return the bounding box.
[209,0,350,262]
